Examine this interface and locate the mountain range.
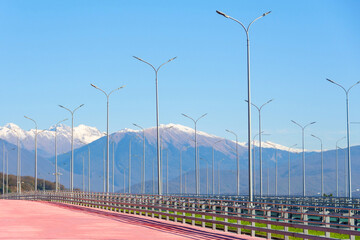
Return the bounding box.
[0,123,359,197]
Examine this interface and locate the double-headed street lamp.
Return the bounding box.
[91,84,124,193]
[252,131,270,196]
[246,99,273,197]
[266,142,278,196]
[336,136,345,197]
[6,127,21,193]
[225,129,239,195]
[133,56,176,196]
[59,104,84,192]
[182,113,207,195]
[327,79,360,198]
[217,10,271,202]
[54,118,68,192]
[2,143,4,195]
[311,134,324,196]
[180,146,187,194]
[211,140,222,195]
[291,120,316,197]
[288,144,297,197]
[79,140,91,192]
[24,116,39,191]
[133,123,146,194]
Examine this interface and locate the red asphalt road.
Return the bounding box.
[0,200,264,240]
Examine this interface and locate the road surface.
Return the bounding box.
[0,200,263,239]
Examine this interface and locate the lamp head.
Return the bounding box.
[117,85,125,90]
[216,10,229,18]
[267,99,274,104]
[133,56,143,61]
[263,11,271,16]
[326,78,335,84]
[168,57,177,62]
[90,84,99,89]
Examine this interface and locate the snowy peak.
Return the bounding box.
[0,123,103,157]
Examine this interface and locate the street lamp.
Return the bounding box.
[291,120,316,197]
[211,140,222,195]
[91,84,124,193]
[6,127,21,193]
[79,140,91,192]
[129,139,132,194]
[160,125,173,194]
[327,79,360,198]
[266,142,278,196]
[246,99,273,197]
[225,129,239,195]
[53,118,67,192]
[59,104,84,191]
[252,131,270,196]
[133,123,146,194]
[200,158,209,195]
[182,113,207,195]
[287,144,297,197]
[217,10,271,202]
[133,56,176,196]
[311,134,323,197]
[218,158,226,194]
[180,147,187,195]
[336,136,345,197]
[2,142,5,195]
[24,116,40,191]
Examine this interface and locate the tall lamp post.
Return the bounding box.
[182,113,207,195]
[287,144,297,197]
[311,134,323,196]
[266,142,278,196]
[180,147,187,195]
[291,120,316,197]
[252,131,269,196]
[133,123,145,194]
[327,79,360,198]
[211,140,222,195]
[24,116,39,191]
[53,119,67,192]
[217,10,271,202]
[160,125,173,194]
[336,136,345,197]
[2,143,5,195]
[246,99,273,197]
[59,104,84,192]
[133,56,176,196]
[225,129,239,195]
[200,158,209,195]
[218,158,226,194]
[7,127,21,193]
[91,84,124,193]
[79,140,91,192]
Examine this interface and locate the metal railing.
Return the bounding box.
[2,191,360,240]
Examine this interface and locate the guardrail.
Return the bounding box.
[2,191,360,240]
[172,194,360,209]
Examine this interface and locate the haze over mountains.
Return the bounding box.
[0,123,359,197]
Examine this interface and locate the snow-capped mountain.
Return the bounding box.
[0,123,104,157]
[2,122,358,196]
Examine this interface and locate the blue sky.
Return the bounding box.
[0,0,359,150]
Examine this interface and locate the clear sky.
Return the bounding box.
[0,0,359,150]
